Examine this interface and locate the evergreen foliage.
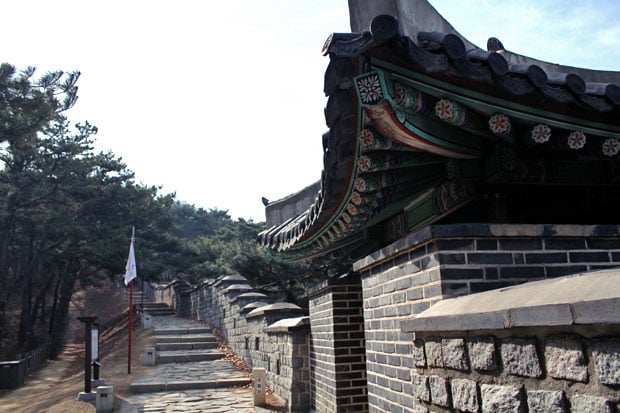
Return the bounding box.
[0,63,336,361]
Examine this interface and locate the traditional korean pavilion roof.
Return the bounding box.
[258,0,620,263]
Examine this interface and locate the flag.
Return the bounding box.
[124,227,137,286]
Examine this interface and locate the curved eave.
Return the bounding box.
[259,13,620,263]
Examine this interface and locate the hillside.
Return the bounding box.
[0,281,156,412]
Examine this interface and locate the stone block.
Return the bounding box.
[500,338,542,378]
[442,338,469,371]
[591,338,620,385]
[411,372,430,402]
[569,394,613,413]
[95,386,114,413]
[481,384,523,412]
[468,336,498,371]
[451,378,478,413]
[428,375,451,408]
[544,335,588,382]
[526,390,566,413]
[412,339,426,368]
[425,337,444,368]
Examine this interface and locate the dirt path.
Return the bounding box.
[0,281,147,413]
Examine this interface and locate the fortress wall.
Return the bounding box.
[155,275,311,412]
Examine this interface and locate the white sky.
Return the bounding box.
[2,1,619,222]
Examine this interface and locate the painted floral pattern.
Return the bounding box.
[531,124,551,144]
[356,73,383,104]
[435,99,455,121]
[602,138,620,156]
[347,203,358,216]
[567,131,586,150]
[488,113,511,135]
[357,156,372,172]
[435,98,467,126]
[354,178,367,192]
[359,129,375,149]
[350,192,362,205]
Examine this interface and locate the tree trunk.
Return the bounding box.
[48,275,61,336]
[49,269,77,358]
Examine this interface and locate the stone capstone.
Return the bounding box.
[468,336,498,371]
[500,338,542,378]
[481,384,523,412]
[591,338,620,385]
[451,378,478,413]
[544,335,588,382]
[526,390,566,413]
[442,338,469,371]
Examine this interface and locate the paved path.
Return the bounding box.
[121,312,255,413]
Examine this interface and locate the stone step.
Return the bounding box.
[130,377,251,393]
[157,350,225,363]
[154,327,212,335]
[155,334,216,344]
[155,341,218,351]
[144,309,176,316]
[142,302,168,307]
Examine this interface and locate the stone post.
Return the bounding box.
[253,367,266,406]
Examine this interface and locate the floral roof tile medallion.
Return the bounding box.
[359,128,376,150]
[353,177,368,192]
[356,72,384,105]
[350,191,362,205]
[567,131,587,150]
[602,138,620,157]
[347,203,358,216]
[488,113,511,136]
[531,124,551,144]
[357,156,372,172]
[435,98,468,126]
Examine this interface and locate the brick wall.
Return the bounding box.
[353,224,620,413]
[308,274,368,412]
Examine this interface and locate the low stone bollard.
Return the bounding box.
[142,313,152,329]
[95,386,113,412]
[144,347,156,366]
[253,367,266,406]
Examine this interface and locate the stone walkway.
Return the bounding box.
[120,312,255,413]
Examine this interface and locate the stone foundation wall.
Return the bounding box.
[353,224,620,413]
[406,328,620,412]
[155,275,311,412]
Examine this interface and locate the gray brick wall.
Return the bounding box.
[308,275,368,412]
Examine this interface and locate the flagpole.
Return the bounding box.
[124,226,137,375]
[128,279,133,374]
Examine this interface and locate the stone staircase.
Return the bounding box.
[154,327,223,363]
[142,302,176,316]
[129,302,251,394]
